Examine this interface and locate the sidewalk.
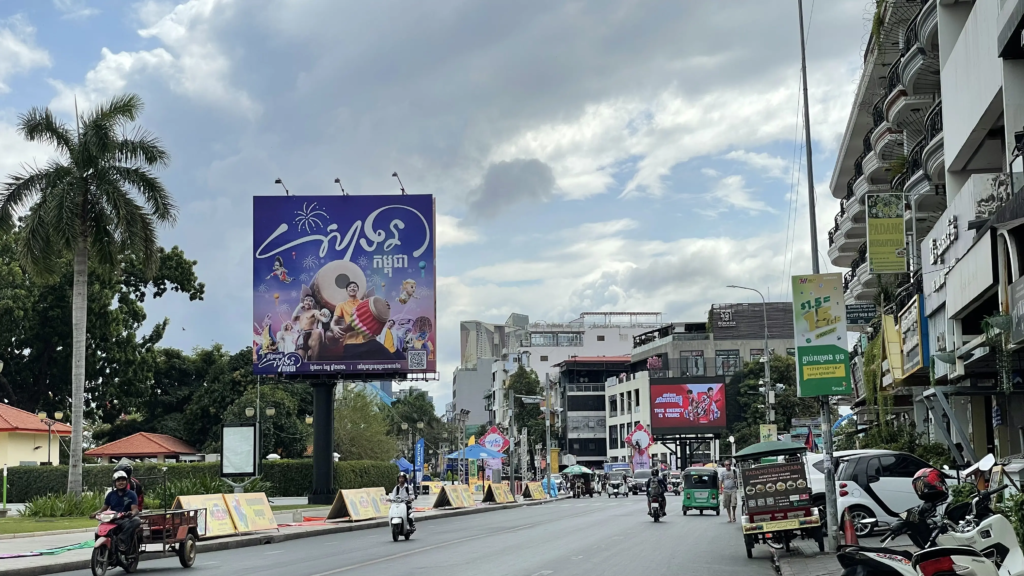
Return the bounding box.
[777,539,917,576]
[0,495,566,576]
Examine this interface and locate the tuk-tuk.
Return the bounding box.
[735,440,823,559]
[681,467,719,515]
[668,471,682,495]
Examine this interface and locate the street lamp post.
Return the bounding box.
[727,285,773,423]
[36,411,64,465]
[265,406,275,460]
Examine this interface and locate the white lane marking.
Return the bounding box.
[202,562,219,565]
[265,551,283,555]
[572,556,583,559]
[531,571,553,576]
[308,508,604,576]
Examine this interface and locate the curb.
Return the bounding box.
[0,528,96,540]
[4,497,562,576]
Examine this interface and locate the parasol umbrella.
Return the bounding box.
[562,465,595,476]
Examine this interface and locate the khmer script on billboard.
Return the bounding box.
[649,383,726,435]
[252,195,436,376]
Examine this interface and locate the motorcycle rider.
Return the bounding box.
[113,460,145,511]
[391,472,415,532]
[646,468,668,517]
[94,471,141,551]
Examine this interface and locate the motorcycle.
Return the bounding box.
[837,502,999,576]
[91,511,141,576]
[649,494,666,523]
[387,497,415,542]
[939,484,1023,576]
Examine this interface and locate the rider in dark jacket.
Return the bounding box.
[646,468,668,516]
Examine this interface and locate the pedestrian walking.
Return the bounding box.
[720,459,739,523]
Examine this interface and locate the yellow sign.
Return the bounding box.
[759,424,777,443]
[802,364,847,379]
[523,481,547,500]
[173,494,236,539]
[366,487,388,518]
[867,193,907,273]
[327,489,378,521]
[419,481,442,494]
[223,493,277,533]
[458,484,475,505]
[499,483,515,502]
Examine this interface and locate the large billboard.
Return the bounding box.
[791,273,852,397]
[649,383,726,435]
[252,195,436,376]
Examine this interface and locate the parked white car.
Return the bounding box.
[806,449,936,537]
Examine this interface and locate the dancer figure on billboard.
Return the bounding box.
[290,289,324,361]
[267,256,291,283]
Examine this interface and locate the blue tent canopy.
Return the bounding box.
[394,457,413,473]
[444,445,506,460]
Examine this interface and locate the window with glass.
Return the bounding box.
[715,350,741,376]
[679,351,705,376]
[749,348,764,361]
[608,394,618,415]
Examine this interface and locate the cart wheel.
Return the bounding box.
[178,534,197,568]
[744,535,753,559]
[699,510,704,515]
[682,508,687,516]
[785,536,792,553]
[91,545,110,576]
[813,526,825,552]
[715,508,720,516]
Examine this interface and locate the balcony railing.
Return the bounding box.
[902,10,921,57]
[844,270,854,293]
[829,228,836,247]
[925,99,942,143]
[872,96,886,128]
[887,55,904,96]
[907,137,925,176]
[863,127,874,154]
[892,170,908,194]
[854,153,865,179]
[848,175,857,198]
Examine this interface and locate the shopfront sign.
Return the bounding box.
[867,193,907,274]
[899,296,929,378]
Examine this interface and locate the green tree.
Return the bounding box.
[726,355,820,450]
[224,384,311,459]
[0,94,177,495]
[506,365,544,476]
[335,384,397,461]
[390,389,444,463]
[182,346,256,452]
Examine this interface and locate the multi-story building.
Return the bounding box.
[394,386,433,405]
[553,355,631,467]
[828,0,1024,463]
[452,357,498,427]
[606,303,796,468]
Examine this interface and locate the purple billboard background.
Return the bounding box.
[252,195,436,376]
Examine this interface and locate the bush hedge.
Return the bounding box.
[5,460,398,502]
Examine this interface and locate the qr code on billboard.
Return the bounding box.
[408,351,427,370]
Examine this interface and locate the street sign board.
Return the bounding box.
[792,273,853,397]
[846,303,877,326]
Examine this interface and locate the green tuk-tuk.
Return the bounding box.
[681,467,720,515]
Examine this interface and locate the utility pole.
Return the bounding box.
[799,0,838,552]
[508,388,516,496]
[545,373,552,492]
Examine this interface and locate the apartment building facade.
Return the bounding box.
[828,0,1024,464]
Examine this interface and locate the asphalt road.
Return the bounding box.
[56,495,779,576]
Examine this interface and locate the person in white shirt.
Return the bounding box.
[391,473,415,531]
[277,322,298,353]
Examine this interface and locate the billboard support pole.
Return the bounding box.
[308,380,337,505]
[545,373,552,492]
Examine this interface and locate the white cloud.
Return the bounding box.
[701,167,721,177]
[49,0,258,116]
[0,15,51,93]
[53,0,101,20]
[436,214,479,247]
[709,175,776,214]
[722,150,790,180]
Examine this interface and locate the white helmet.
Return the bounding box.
[113,470,128,481]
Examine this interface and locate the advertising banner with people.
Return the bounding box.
[791,273,852,397]
[252,195,436,376]
[625,423,652,471]
[648,383,726,434]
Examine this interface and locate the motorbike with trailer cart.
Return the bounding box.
[735,440,825,559]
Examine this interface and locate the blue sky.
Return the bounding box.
[0,0,873,410]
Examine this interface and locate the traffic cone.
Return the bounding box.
[843,509,859,546]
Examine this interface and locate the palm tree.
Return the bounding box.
[0,94,176,495]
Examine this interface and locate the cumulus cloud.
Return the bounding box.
[708,175,776,214]
[49,0,257,116]
[0,15,51,93]
[466,158,557,219]
[436,213,479,247]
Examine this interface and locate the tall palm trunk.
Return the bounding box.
[67,237,88,496]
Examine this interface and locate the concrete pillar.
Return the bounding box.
[157,455,166,463]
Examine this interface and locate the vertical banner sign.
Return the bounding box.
[415,438,425,484]
[792,273,853,396]
[252,195,436,376]
[867,193,907,273]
